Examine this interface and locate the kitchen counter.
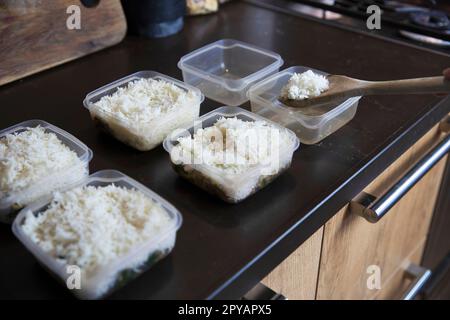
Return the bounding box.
[0,1,449,299]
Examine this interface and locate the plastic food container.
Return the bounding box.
[248,66,362,144]
[163,106,299,203]
[0,120,92,223]
[178,39,283,106]
[12,170,182,300]
[83,71,204,151]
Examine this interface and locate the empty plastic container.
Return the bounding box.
[0,120,92,223]
[248,66,362,144]
[12,170,182,299]
[83,71,204,151]
[163,106,299,203]
[178,39,283,106]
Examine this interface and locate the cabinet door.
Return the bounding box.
[372,240,426,300]
[316,124,448,300]
[262,227,323,299]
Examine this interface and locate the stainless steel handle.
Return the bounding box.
[402,264,432,300]
[242,283,287,300]
[350,134,450,223]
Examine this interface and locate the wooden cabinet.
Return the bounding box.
[263,121,449,300]
[372,241,426,300]
[316,123,447,299]
[261,227,324,299]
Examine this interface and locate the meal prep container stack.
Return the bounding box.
[83,71,204,151]
[178,39,283,106]
[12,170,183,300]
[248,66,362,144]
[163,106,300,203]
[0,120,93,223]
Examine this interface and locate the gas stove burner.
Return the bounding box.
[409,10,450,31]
[290,0,450,52]
[399,30,450,47]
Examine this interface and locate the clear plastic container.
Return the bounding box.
[0,120,93,223]
[12,170,182,300]
[163,106,299,203]
[83,71,204,151]
[248,66,362,144]
[178,39,283,106]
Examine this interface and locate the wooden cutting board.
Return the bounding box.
[0,0,127,86]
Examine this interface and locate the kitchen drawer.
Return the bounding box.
[422,254,450,300]
[316,122,449,300]
[373,239,427,300]
[262,227,324,300]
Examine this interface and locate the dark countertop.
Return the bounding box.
[0,1,449,300]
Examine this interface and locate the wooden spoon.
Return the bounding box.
[281,75,450,108]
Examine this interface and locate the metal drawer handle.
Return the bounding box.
[350,134,450,223]
[402,264,432,300]
[242,283,287,300]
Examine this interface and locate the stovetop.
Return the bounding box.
[292,0,450,44]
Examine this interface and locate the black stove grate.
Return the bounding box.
[292,0,450,41]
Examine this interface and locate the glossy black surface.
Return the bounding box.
[0,1,449,299]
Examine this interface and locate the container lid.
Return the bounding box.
[177,39,284,91]
[248,66,362,127]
